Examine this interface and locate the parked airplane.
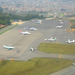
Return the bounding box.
[66,39,75,43]
[26,27,37,31]
[56,25,62,28]
[20,30,31,35]
[36,20,42,24]
[3,45,15,50]
[45,37,56,41]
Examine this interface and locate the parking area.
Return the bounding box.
[0,19,75,60]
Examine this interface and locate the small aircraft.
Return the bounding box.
[45,37,56,41]
[56,25,62,28]
[3,45,15,50]
[26,27,37,31]
[36,20,42,24]
[65,39,75,44]
[20,30,31,35]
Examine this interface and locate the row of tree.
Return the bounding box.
[0,12,45,25]
[0,6,45,25]
[0,13,11,25]
[9,13,44,20]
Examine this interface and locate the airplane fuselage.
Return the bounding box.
[45,37,56,41]
[66,39,75,44]
[3,45,15,49]
[56,25,62,28]
[48,39,55,41]
[20,30,31,35]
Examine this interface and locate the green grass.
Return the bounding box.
[70,20,75,28]
[0,58,73,75]
[38,43,75,55]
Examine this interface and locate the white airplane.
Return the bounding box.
[20,30,31,35]
[56,25,62,28]
[26,27,37,31]
[37,20,42,24]
[45,37,56,41]
[65,39,75,44]
[3,45,15,50]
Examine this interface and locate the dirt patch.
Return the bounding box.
[69,17,75,20]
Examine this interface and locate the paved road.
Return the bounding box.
[51,66,75,75]
[0,19,75,75]
[0,24,16,34]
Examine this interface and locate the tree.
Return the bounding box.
[0,7,3,12]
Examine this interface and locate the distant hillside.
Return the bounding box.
[0,0,75,2]
[25,0,75,2]
[60,0,75,2]
[48,0,75,2]
[0,0,75,14]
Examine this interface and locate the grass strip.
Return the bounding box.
[0,58,73,75]
[0,24,18,35]
[38,43,75,55]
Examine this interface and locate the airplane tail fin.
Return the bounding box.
[68,39,70,41]
[73,40,75,42]
[45,39,47,41]
[54,38,56,40]
[20,29,21,33]
[3,45,6,48]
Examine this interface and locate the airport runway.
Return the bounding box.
[0,19,75,75]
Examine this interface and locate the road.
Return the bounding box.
[0,24,16,34]
[0,19,75,75]
[51,66,75,75]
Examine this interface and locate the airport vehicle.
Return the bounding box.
[26,27,37,31]
[3,45,15,50]
[20,30,31,35]
[56,25,62,28]
[66,39,75,44]
[30,47,35,51]
[45,37,56,41]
